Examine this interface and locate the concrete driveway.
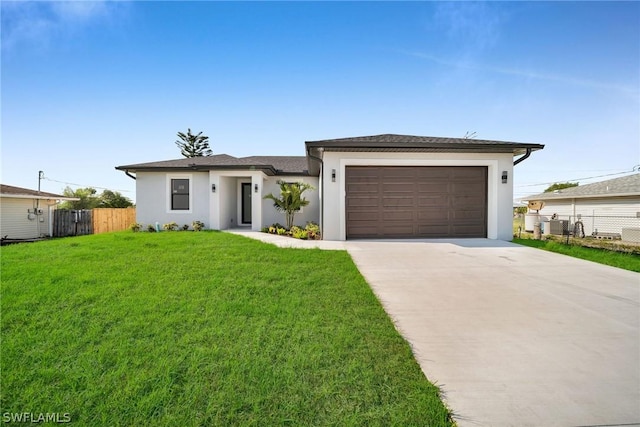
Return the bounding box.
[346,239,639,427]
[229,231,639,426]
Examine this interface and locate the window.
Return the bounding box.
[171,178,190,210]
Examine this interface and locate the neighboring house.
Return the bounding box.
[0,184,77,240]
[116,134,543,240]
[522,173,640,237]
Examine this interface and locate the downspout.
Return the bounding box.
[124,170,136,180]
[513,148,532,166]
[306,147,324,239]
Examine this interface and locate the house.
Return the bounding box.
[522,173,640,238]
[0,184,77,240]
[116,134,543,240]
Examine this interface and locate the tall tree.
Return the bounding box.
[544,182,578,193]
[175,128,212,157]
[58,187,100,210]
[263,181,315,229]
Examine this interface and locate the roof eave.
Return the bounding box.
[116,165,280,176]
[304,141,544,153]
[0,194,80,201]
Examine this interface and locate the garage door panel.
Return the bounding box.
[347,198,379,208]
[418,196,449,206]
[382,167,416,178]
[450,168,486,179]
[347,183,379,193]
[382,211,414,221]
[346,166,487,239]
[417,183,449,193]
[417,209,449,221]
[382,183,415,193]
[417,224,452,236]
[382,198,415,208]
[379,225,416,235]
[451,209,485,220]
[347,211,379,221]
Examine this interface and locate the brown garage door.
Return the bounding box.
[346,166,487,239]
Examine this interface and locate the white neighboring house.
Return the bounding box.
[0,184,78,240]
[522,173,640,238]
[116,134,543,241]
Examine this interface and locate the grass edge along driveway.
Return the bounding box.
[1,231,453,426]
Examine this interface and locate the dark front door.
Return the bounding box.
[241,183,252,224]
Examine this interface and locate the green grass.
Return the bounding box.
[513,238,640,272]
[1,232,452,426]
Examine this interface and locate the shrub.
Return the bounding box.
[305,222,320,240]
[147,225,156,233]
[276,227,287,236]
[192,221,204,232]
[182,224,190,231]
[268,226,277,234]
[163,222,178,231]
[130,223,142,232]
[292,228,309,240]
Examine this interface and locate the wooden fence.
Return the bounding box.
[92,207,136,234]
[53,208,136,237]
[53,210,93,237]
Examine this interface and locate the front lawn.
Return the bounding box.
[513,238,640,272]
[1,232,452,426]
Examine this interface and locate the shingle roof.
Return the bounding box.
[523,173,640,201]
[116,154,309,175]
[1,184,69,199]
[305,133,544,152]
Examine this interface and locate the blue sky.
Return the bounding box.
[2,1,638,202]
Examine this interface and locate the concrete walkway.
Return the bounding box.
[228,231,640,426]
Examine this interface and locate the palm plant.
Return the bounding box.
[263,181,314,229]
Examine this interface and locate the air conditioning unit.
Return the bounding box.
[549,220,568,235]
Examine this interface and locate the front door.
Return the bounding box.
[241,183,252,224]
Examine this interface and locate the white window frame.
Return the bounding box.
[166,174,193,213]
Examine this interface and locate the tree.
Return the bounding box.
[175,128,212,157]
[58,187,134,209]
[544,182,578,193]
[263,181,315,229]
[99,190,134,208]
[58,187,101,210]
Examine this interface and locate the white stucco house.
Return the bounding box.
[0,184,77,241]
[522,173,640,238]
[116,134,544,241]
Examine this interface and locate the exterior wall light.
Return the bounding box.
[502,171,508,184]
[254,183,259,193]
[331,169,336,182]
[211,184,216,193]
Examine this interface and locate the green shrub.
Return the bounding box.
[130,223,143,232]
[182,224,190,231]
[292,229,309,240]
[147,225,156,233]
[192,221,204,232]
[305,222,320,240]
[276,227,287,236]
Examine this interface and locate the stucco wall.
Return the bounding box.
[320,151,515,241]
[0,197,56,239]
[136,172,210,229]
[261,176,320,227]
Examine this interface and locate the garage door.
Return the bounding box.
[345,166,487,239]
